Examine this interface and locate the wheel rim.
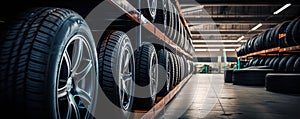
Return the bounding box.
[57,34,98,119]
[148,0,157,19]
[118,38,134,111]
[149,51,158,102]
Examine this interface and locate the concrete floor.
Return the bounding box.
[157,74,300,119]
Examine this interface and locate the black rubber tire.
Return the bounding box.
[274,21,291,48]
[157,49,171,96]
[0,7,98,119]
[268,57,277,68]
[171,53,179,86]
[293,57,300,73]
[264,57,273,66]
[98,31,135,117]
[266,73,300,93]
[140,0,157,23]
[168,52,176,88]
[232,69,275,86]
[271,56,282,70]
[171,5,179,43]
[154,0,167,33]
[285,18,298,47]
[285,55,299,72]
[166,0,174,40]
[258,57,266,66]
[133,42,158,110]
[168,51,176,89]
[278,55,292,72]
[175,55,182,83]
[292,17,300,45]
[224,70,233,83]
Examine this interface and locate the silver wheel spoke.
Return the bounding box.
[63,51,72,76]
[66,98,73,119]
[73,59,92,83]
[123,52,130,71]
[68,94,80,119]
[75,88,92,105]
[71,40,83,72]
[58,84,68,98]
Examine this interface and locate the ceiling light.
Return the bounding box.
[237,36,245,42]
[250,23,262,31]
[273,3,292,15]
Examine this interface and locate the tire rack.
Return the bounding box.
[106,0,195,118]
[238,45,300,60]
[107,0,193,59]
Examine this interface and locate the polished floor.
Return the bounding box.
[157,74,300,119]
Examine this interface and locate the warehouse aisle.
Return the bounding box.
[157,74,300,119]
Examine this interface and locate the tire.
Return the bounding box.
[264,57,273,66]
[154,0,167,33]
[278,55,292,72]
[0,7,98,119]
[166,0,174,40]
[293,57,300,73]
[171,53,179,86]
[168,52,176,88]
[133,42,158,110]
[285,18,298,47]
[292,17,300,45]
[98,31,135,117]
[285,55,299,72]
[271,56,282,70]
[157,49,171,96]
[266,73,300,93]
[141,0,157,23]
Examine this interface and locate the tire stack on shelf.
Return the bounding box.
[233,16,300,93]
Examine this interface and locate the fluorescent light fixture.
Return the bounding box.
[250,23,262,31]
[223,49,236,51]
[273,3,291,15]
[193,44,241,47]
[195,49,220,52]
[237,36,245,42]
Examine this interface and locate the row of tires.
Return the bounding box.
[227,55,300,93]
[135,0,195,56]
[0,5,196,119]
[244,55,300,73]
[237,16,300,56]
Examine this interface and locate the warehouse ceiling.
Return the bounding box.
[178,0,300,57]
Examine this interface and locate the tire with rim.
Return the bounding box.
[141,0,157,23]
[154,0,167,33]
[0,7,98,119]
[98,31,135,118]
[157,49,171,96]
[132,42,158,110]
